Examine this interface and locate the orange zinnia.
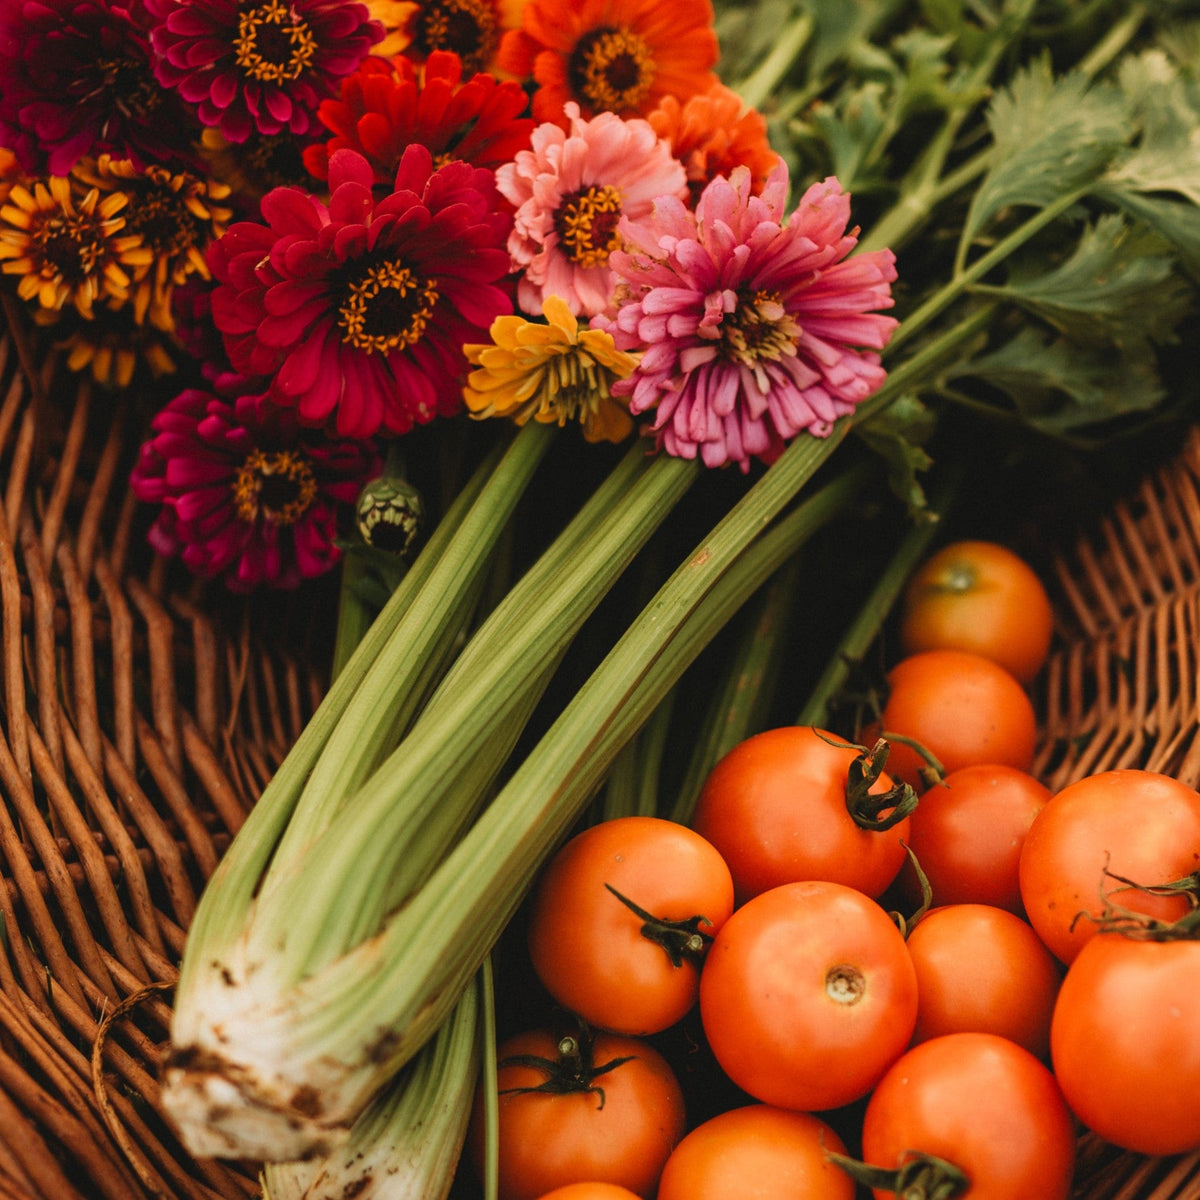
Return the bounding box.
[649,81,781,203]
[497,0,719,125]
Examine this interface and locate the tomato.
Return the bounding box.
[1018,768,1200,964]
[858,1032,1076,1200]
[534,1187,644,1200]
[898,763,1052,913]
[656,1104,855,1200]
[526,816,734,1035]
[899,540,1054,684]
[698,880,918,1112]
[873,650,1037,791]
[1050,931,1200,1155]
[467,1027,686,1200]
[691,726,911,905]
[905,905,1061,1059]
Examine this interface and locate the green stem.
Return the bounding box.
[890,187,1087,356]
[734,13,814,112]
[795,463,963,729]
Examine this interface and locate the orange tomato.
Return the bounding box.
[905,904,1062,1059]
[874,650,1037,791]
[534,1187,645,1200]
[899,540,1054,684]
[656,1104,855,1200]
[899,763,1052,913]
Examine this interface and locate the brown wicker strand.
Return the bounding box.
[93,556,137,773]
[73,401,125,585]
[0,1084,92,1200]
[127,578,185,780]
[0,493,33,793]
[16,515,64,783]
[36,377,89,571]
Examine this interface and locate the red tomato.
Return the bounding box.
[899,764,1052,913]
[691,726,911,904]
[1051,931,1200,1155]
[905,904,1062,1059]
[534,1187,644,1200]
[656,1104,855,1200]
[1018,768,1200,964]
[859,1032,1076,1200]
[899,540,1054,684]
[526,816,734,1035]
[467,1027,686,1200]
[698,880,918,1112]
[874,650,1037,791]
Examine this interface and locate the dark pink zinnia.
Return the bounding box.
[302,50,534,186]
[0,0,199,175]
[207,145,514,438]
[131,385,381,592]
[600,165,899,472]
[145,0,385,143]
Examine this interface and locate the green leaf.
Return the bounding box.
[1097,186,1200,281]
[961,58,1132,250]
[945,326,1166,436]
[855,393,938,518]
[979,214,1192,347]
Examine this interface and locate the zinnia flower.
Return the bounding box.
[601,166,898,472]
[207,145,514,438]
[302,51,534,186]
[54,304,180,388]
[75,156,234,329]
[463,294,637,442]
[363,0,420,58]
[201,128,327,208]
[497,103,687,318]
[145,0,385,143]
[0,175,153,319]
[497,0,719,125]
[0,0,199,175]
[403,0,527,75]
[131,386,381,591]
[648,83,781,203]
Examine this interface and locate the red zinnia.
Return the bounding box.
[0,0,199,175]
[207,145,514,438]
[302,50,534,186]
[145,0,385,143]
[131,385,381,592]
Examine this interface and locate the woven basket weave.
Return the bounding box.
[1,283,1199,1197]
[0,300,324,1199]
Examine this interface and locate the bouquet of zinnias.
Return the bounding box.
[2,0,1198,1196]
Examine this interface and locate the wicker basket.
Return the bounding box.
[1,288,1199,1198]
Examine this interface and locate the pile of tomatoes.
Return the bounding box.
[463,542,1200,1200]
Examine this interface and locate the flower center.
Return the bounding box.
[122,178,201,262]
[413,0,497,74]
[234,0,319,84]
[96,54,163,117]
[232,449,318,526]
[33,211,114,284]
[337,259,440,353]
[555,185,623,269]
[567,27,656,113]
[721,289,801,368]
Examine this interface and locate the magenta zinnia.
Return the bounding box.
[497,102,687,318]
[207,145,514,438]
[0,0,198,175]
[131,385,381,592]
[145,0,385,143]
[601,166,898,471]
[302,51,534,186]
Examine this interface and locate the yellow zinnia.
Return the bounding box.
[463,294,639,443]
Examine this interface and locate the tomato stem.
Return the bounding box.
[1076,863,1200,942]
[827,1148,971,1199]
[604,883,714,967]
[497,1027,636,1109]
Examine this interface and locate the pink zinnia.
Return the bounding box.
[131,385,381,592]
[207,145,514,438]
[601,166,898,471]
[496,102,687,318]
[145,0,384,143]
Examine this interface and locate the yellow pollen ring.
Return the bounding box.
[557,185,623,269]
[338,260,440,353]
[579,28,656,113]
[235,0,319,83]
[232,449,318,526]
